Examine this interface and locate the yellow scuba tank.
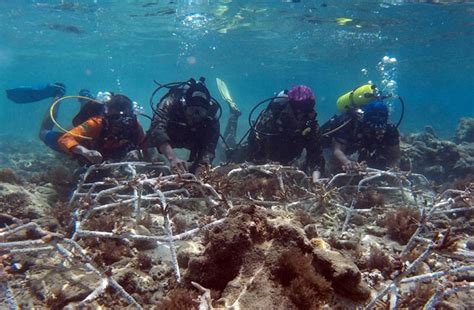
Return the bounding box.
[336,84,377,112]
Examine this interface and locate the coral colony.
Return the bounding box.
[0,119,473,308]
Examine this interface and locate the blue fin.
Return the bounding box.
[6,83,65,104]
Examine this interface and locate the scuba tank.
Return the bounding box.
[321,85,405,141]
[336,84,378,113]
[321,84,381,140]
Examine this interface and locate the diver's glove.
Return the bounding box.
[342,161,359,172]
[170,157,188,174]
[124,150,142,162]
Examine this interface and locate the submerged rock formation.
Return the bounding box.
[401,118,474,183]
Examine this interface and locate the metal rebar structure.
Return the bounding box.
[0,163,472,308]
[0,162,226,308]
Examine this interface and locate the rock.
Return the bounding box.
[366,225,386,237]
[456,118,474,143]
[333,239,359,250]
[351,214,366,226]
[312,248,370,302]
[304,223,319,239]
[466,237,474,250]
[424,125,438,138]
[401,120,474,182]
[133,225,157,250]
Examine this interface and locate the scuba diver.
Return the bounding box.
[146,77,220,174]
[226,85,324,182]
[6,82,104,153]
[39,88,103,153]
[321,84,401,172]
[58,94,145,164]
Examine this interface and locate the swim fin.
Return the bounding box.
[6,83,65,104]
[216,78,240,114]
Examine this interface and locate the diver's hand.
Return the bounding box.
[83,150,103,164]
[125,150,141,161]
[72,145,103,164]
[170,157,187,174]
[342,161,359,172]
[193,164,209,179]
[312,170,321,183]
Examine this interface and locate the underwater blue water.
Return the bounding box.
[0,0,473,146]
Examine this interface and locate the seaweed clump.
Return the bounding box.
[45,165,74,199]
[44,288,69,310]
[155,288,198,310]
[184,205,262,290]
[82,213,133,266]
[274,248,333,309]
[0,192,32,219]
[365,245,394,277]
[90,239,133,266]
[398,283,436,309]
[0,168,23,184]
[50,202,74,235]
[355,189,385,209]
[383,206,421,244]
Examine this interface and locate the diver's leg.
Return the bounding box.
[223,112,240,149]
[39,99,60,142]
[39,97,65,153]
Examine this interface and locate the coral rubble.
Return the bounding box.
[0,122,473,309]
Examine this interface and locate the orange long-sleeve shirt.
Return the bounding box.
[58,116,145,160]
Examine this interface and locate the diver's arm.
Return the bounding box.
[305,125,324,181]
[333,140,353,169]
[158,142,177,162]
[58,117,103,164]
[383,125,401,168]
[147,96,175,147]
[199,119,220,165]
[158,142,187,172]
[384,144,401,168]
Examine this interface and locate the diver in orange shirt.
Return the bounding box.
[58,94,145,164]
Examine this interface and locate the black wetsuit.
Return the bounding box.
[147,93,220,167]
[333,117,400,169]
[246,98,324,174]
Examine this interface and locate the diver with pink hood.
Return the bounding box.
[225,85,324,182]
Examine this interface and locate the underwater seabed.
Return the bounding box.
[0,119,473,309]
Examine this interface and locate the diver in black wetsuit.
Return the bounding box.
[225,85,324,182]
[146,78,220,174]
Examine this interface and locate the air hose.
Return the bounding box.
[49,95,102,140]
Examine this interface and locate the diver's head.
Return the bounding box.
[362,99,389,135]
[78,89,94,105]
[287,85,316,115]
[106,94,134,116]
[104,94,137,128]
[183,79,217,125]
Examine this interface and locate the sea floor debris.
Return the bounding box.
[0,160,472,309]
